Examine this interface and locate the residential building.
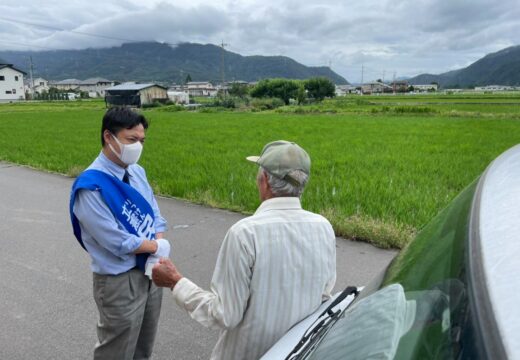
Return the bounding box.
[105,83,168,107]
[335,85,358,96]
[0,63,26,102]
[390,80,409,93]
[25,77,50,95]
[79,78,117,97]
[413,84,438,92]
[167,90,190,104]
[361,81,392,94]
[227,80,250,87]
[169,84,185,91]
[51,79,81,91]
[34,77,49,94]
[475,85,515,92]
[186,81,218,97]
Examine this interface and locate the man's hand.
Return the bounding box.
[152,258,183,289]
[144,239,171,279]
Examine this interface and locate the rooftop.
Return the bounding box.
[55,79,82,85]
[106,83,167,91]
[81,77,112,85]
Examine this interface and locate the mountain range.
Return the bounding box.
[2,41,519,89]
[0,42,348,85]
[408,45,520,88]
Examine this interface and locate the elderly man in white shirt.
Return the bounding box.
[152,140,337,360]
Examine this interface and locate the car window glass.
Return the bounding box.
[303,180,480,359]
[307,284,415,360]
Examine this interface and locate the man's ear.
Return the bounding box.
[262,171,271,192]
[103,130,112,146]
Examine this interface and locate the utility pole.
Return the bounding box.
[360,64,364,95]
[392,72,396,94]
[28,56,34,96]
[220,40,228,90]
[382,70,385,83]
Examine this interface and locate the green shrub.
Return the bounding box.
[198,107,219,113]
[356,99,371,105]
[141,101,162,109]
[154,104,185,112]
[212,97,236,109]
[251,98,285,110]
[393,106,437,114]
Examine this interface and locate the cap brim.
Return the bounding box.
[246,155,260,163]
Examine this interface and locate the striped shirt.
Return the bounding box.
[172,197,336,360]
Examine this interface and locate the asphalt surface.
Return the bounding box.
[0,162,397,359]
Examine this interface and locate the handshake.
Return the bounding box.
[144,239,171,279]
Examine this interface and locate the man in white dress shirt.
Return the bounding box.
[152,140,337,360]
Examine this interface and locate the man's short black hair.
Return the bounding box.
[101,107,149,146]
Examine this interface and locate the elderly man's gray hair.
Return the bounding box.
[259,167,309,197]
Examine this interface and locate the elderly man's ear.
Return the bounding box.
[257,170,273,201]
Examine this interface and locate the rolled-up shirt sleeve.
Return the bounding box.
[74,189,144,257]
[172,226,254,330]
[150,194,167,233]
[139,166,168,234]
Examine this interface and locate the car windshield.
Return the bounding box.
[302,179,483,359]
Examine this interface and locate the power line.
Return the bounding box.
[0,39,57,51]
[0,16,182,47]
[0,17,244,86]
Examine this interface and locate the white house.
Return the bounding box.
[475,85,515,92]
[51,79,81,91]
[79,78,116,97]
[413,84,438,92]
[33,77,49,93]
[0,63,26,102]
[186,81,218,97]
[25,77,50,95]
[335,85,358,96]
[167,90,190,104]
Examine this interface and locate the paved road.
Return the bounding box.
[0,162,397,359]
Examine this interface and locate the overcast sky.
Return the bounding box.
[1,0,519,82]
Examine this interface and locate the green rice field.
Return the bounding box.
[2,94,520,248]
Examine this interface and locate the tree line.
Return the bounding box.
[228,77,336,105]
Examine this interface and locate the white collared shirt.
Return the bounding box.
[172,197,336,360]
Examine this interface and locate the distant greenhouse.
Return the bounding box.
[105,83,168,107]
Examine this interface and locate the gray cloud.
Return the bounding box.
[1,0,519,82]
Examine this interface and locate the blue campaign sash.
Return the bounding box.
[69,169,155,271]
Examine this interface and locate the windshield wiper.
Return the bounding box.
[285,286,359,360]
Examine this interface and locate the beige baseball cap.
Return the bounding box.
[246,140,311,185]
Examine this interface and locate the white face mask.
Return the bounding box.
[109,133,143,165]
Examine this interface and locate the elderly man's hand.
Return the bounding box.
[152,258,183,289]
